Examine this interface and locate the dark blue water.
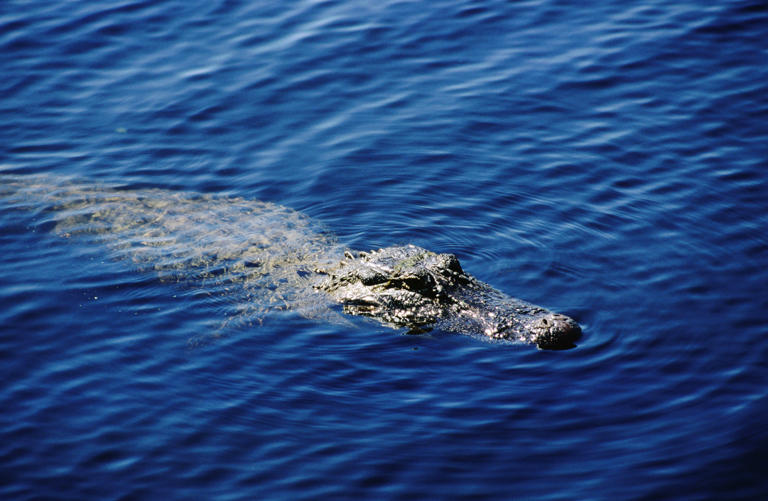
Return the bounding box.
[2,1,767,499]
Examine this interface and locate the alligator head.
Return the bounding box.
[317,244,581,349]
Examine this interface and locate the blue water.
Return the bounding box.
[1,0,767,499]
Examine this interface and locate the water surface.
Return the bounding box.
[1,0,767,499]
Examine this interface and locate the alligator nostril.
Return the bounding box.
[535,315,582,350]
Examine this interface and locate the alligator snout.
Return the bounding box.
[532,313,582,350]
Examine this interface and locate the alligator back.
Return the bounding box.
[1,175,345,326]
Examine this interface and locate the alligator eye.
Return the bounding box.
[360,271,388,285]
[401,275,433,290]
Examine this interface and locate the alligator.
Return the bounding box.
[1,175,581,349]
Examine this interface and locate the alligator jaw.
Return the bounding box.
[449,293,582,350]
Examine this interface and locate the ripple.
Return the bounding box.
[1,0,768,498]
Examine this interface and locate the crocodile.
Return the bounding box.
[1,175,581,349]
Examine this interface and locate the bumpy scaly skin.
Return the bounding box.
[2,176,580,349]
[317,244,581,349]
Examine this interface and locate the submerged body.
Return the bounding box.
[1,175,580,349]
